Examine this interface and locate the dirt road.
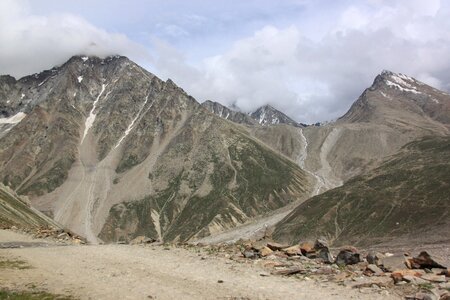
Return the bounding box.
[0,230,399,300]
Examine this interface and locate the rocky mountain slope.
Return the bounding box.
[0,184,59,230]
[201,100,256,125]
[253,71,450,191]
[273,135,450,246]
[0,56,314,243]
[191,70,450,244]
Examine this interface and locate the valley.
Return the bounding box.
[1,56,449,300]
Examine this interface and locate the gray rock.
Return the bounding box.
[379,254,408,272]
[335,249,361,266]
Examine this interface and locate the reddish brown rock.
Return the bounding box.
[282,245,302,256]
[260,246,273,257]
[266,242,288,251]
[409,251,446,269]
[299,241,315,255]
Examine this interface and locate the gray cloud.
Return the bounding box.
[2,0,450,124]
[0,0,149,78]
[153,0,450,123]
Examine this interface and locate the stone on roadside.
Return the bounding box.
[243,249,259,259]
[402,275,428,285]
[391,269,424,284]
[266,242,288,251]
[335,247,361,266]
[282,245,302,256]
[299,241,315,255]
[421,274,447,283]
[366,264,384,276]
[379,254,408,272]
[313,238,333,263]
[366,252,384,265]
[260,246,273,257]
[405,292,438,300]
[409,251,446,269]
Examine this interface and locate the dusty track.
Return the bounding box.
[0,230,398,300]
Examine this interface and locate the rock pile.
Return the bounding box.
[32,227,86,245]
[189,239,449,300]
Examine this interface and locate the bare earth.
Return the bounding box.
[0,230,400,300]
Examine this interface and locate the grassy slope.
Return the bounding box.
[273,136,450,246]
[0,184,59,229]
[99,121,311,243]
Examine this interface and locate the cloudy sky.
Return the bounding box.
[1,0,450,123]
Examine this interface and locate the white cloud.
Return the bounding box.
[154,0,450,123]
[0,0,149,78]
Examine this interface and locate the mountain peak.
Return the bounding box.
[250,104,300,127]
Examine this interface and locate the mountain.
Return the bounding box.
[0,183,60,230]
[339,70,450,127]
[251,71,450,193]
[201,100,256,125]
[250,104,300,126]
[0,55,314,243]
[273,135,450,246]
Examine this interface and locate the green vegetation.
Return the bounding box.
[0,257,32,270]
[100,130,310,243]
[0,289,74,300]
[115,154,139,174]
[19,157,75,196]
[0,185,57,230]
[274,136,450,246]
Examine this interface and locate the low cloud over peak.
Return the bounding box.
[0,0,148,78]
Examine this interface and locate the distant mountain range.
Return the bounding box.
[201,100,302,127]
[1,56,449,245]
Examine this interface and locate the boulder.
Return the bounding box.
[282,245,302,256]
[379,254,408,272]
[366,264,384,276]
[299,241,315,255]
[335,248,361,266]
[266,242,288,251]
[317,248,334,264]
[421,274,447,283]
[366,252,384,265]
[260,246,273,257]
[403,275,428,285]
[314,238,329,250]
[243,249,259,259]
[391,269,424,284]
[409,251,446,269]
[313,238,333,263]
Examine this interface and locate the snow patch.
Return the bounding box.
[431,98,440,104]
[386,80,421,94]
[81,56,89,62]
[77,76,83,83]
[6,100,10,104]
[397,73,414,82]
[259,111,266,124]
[81,84,107,143]
[0,112,26,124]
[21,93,25,99]
[114,93,152,149]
